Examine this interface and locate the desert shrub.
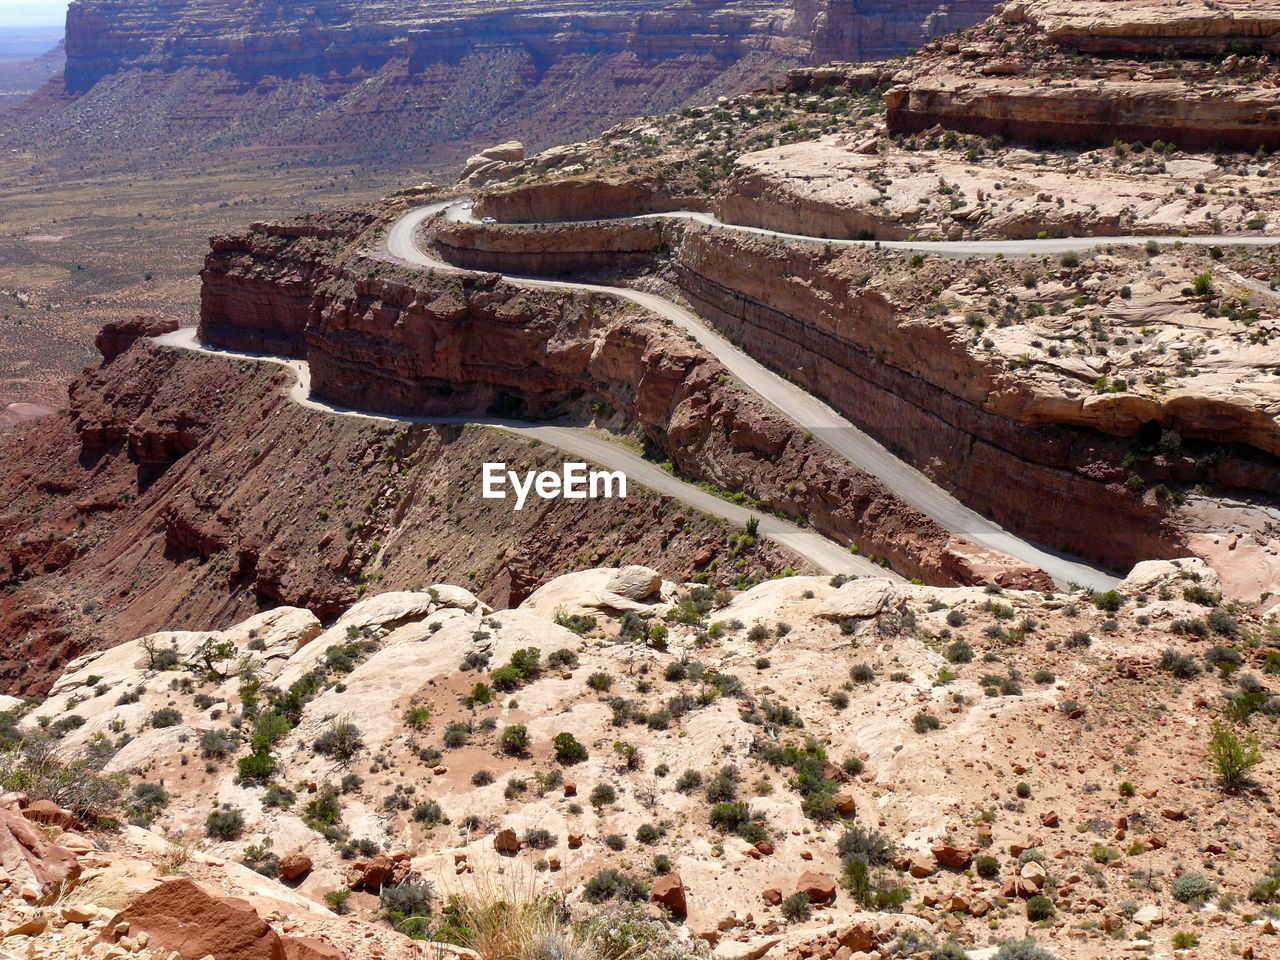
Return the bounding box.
[500,724,529,756]
[590,784,617,807]
[554,612,597,635]
[149,708,182,729]
[975,855,999,879]
[945,610,967,628]
[302,784,344,836]
[403,704,433,730]
[675,770,703,792]
[837,825,895,869]
[201,728,235,758]
[587,672,613,691]
[205,807,245,841]
[1025,896,1054,921]
[413,801,444,825]
[912,712,940,733]
[604,834,626,851]
[1182,584,1219,606]
[944,639,973,663]
[635,823,661,845]
[850,664,876,684]
[443,723,471,749]
[1209,719,1261,789]
[705,765,740,803]
[553,732,588,764]
[471,770,494,786]
[236,751,277,784]
[781,892,812,922]
[1159,649,1200,678]
[523,828,555,849]
[125,782,169,826]
[314,718,363,762]
[995,939,1059,960]
[381,882,433,938]
[1172,872,1216,906]
[583,869,648,904]
[1207,610,1239,636]
[1091,590,1123,613]
[546,649,579,669]
[263,784,295,809]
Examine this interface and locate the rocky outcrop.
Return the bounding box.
[94,316,180,361]
[201,218,1047,589]
[433,217,664,274]
[0,340,802,694]
[4,0,992,172]
[200,209,377,358]
[1002,0,1280,56]
[882,4,1280,150]
[474,177,691,224]
[102,878,333,960]
[663,225,1181,570]
[0,807,82,902]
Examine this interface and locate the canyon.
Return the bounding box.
[5,0,997,168]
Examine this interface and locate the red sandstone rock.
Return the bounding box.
[794,871,836,905]
[650,872,688,918]
[95,316,180,361]
[279,853,312,880]
[494,828,521,854]
[103,878,286,960]
[0,807,82,901]
[20,799,78,830]
[931,844,973,870]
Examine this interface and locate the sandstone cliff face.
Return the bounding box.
[878,4,1280,150]
[0,341,800,695]
[200,214,1048,591]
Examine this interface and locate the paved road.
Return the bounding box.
[650,210,1278,257]
[153,328,887,578]
[388,201,1123,590]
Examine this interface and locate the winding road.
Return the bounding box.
[153,328,890,579]
[162,197,1265,589]
[387,200,1125,590]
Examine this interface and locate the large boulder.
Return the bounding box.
[1120,557,1221,597]
[606,565,662,601]
[0,806,82,902]
[794,871,836,905]
[650,872,688,918]
[459,141,527,187]
[102,878,286,960]
[815,579,900,620]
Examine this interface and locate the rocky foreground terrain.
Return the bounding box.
[3,558,1278,960]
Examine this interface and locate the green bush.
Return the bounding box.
[583,869,648,903]
[1172,872,1216,906]
[523,827,555,849]
[380,882,433,939]
[313,718,363,762]
[995,939,1059,960]
[553,732,588,764]
[1209,719,1261,790]
[206,807,245,840]
[781,892,812,922]
[1025,895,1055,921]
[149,708,182,729]
[236,751,277,784]
[500,724,529,756]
